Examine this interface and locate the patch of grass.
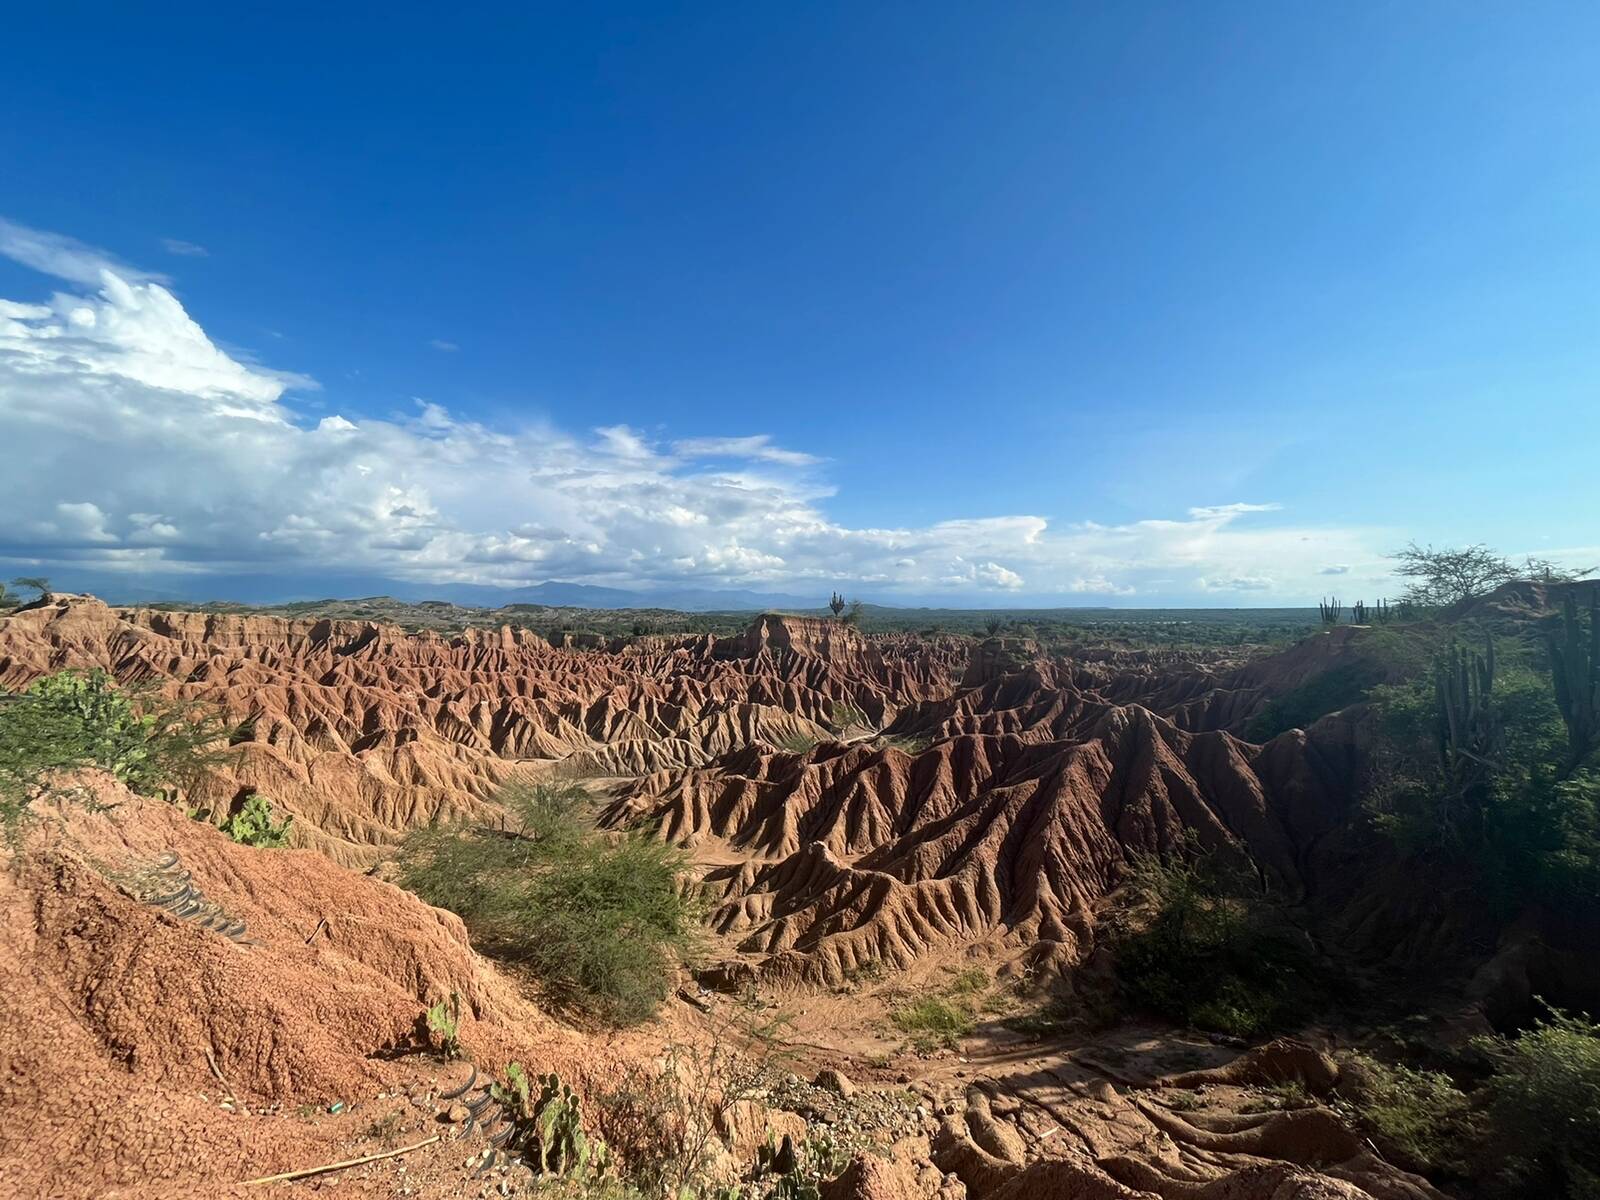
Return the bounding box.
[397,782,700,1025]
[1162,1088,1206,1112]
[361,1110,405,1147]
[945,967,989,997]
[1003,1000,1074,1038]
[1240,1080,1314,1114]
[777,731,821,754]
[1110,841,1319,1038]
[891,996,975,1052]
[889,965,996,1051]
[828,701,867,730]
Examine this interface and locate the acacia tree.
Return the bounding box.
[10,577,51,604]
[1391,544,1516,608]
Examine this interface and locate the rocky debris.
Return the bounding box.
[815,1067,856,1099]
[769,1074,929,1147]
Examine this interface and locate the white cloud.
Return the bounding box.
[0,217,165,287]
[160,237,209,257]
[673,435,821,467]
[1319,564,1351,575]
[0,220,1411,601]
[429,339,459,352]
[1198,575,1276,592]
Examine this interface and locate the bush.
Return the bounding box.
[1335,1054,1469,1174]
[0,669,238,835]
[594,1006,790,1198]
[397,782,699,1024]
[1474,1007,1600,1198]
[1110,843,1317,1038]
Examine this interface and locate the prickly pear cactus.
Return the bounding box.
[532,1071,598,1176]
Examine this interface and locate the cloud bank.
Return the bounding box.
[0,219,1395,603]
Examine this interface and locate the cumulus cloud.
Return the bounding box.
[0,220,1401,601]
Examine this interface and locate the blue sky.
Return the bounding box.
[1,3,1596,606]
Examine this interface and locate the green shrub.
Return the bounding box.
[397,782,699,1025]
[1335,1053,1469,1173]
[1110,843,1317,1038]
[0,669,238,835]
[221,794,293,847]
[1474,1008,1600,1198]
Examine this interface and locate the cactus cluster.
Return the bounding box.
[1548,587,1600,772]
[531,1070,599,1176]
[1433,635,1502,840]
[487,1064,605,1178]
[1321,597,1395,626]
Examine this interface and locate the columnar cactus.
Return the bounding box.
[1549,587,1600,772]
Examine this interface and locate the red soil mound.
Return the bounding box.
[0,775,601,1199]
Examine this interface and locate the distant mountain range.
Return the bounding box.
[45,570,829,613]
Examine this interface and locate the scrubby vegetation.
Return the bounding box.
[889,967,989,1051]
[1334,1054,1470,1174]
[1473,1007,1600,1199]
[1333,1010,1600,1198]
[1245,657,1386,741]
[595,1006,792,1199]
[1366,625,1600,915]
[1110,843,1317,1037]
[397,781,700,1024]
[0,668,237,835]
